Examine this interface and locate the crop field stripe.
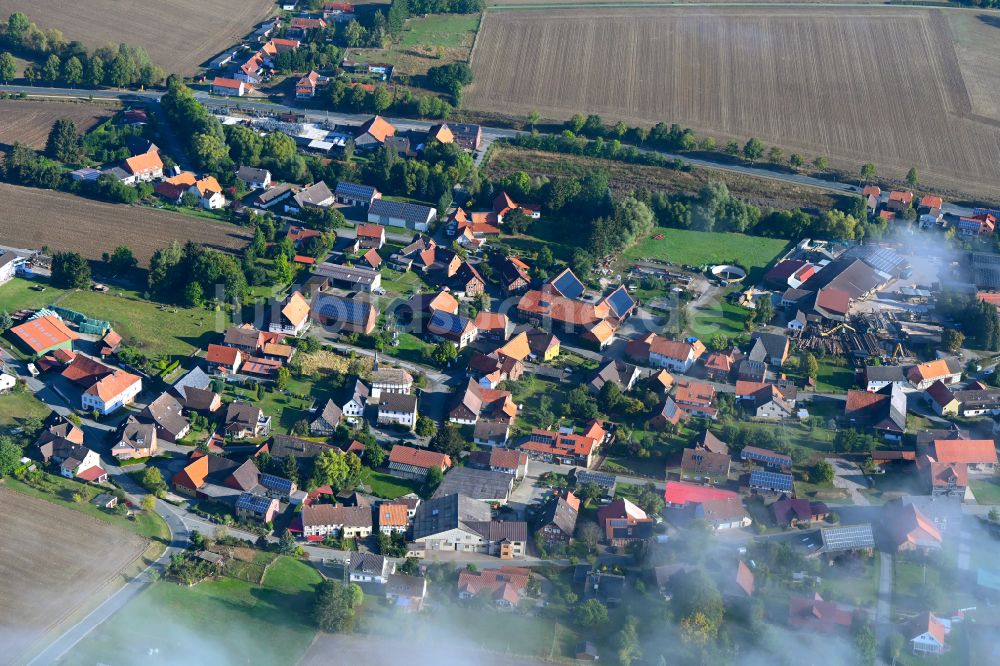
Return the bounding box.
[466,7,1000,197]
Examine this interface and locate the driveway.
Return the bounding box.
[825,457,871,506]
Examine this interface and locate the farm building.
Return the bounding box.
[368,199,436,231]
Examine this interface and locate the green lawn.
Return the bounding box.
[56,288,228,360]
[818,553,880,608]
[0,276,69,311]
[391,331,434,365]
[4,473,169,542]
[970,477,1000,505]
[399,14,481,49]
[0,390,51,431]
[815,357,856,393]
[687,292,750,339]
[59,556,321,666]
[223,383,317,436]
[360,468,422,499]
[621,228,789,275]
[379,268,425,300]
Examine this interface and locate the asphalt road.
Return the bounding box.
[0,84,980,217]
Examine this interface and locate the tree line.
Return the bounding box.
[0,12,164,88]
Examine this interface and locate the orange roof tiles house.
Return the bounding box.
[206,344,242,374]
[907,358,962,389]
[919,195,943,210]
[356,115,396,148]
[674,380,717,418]
[886,190,914,212]
[388,444,452,480]
[378,503,410,533]
[82,369,142,415]
[931,439,998,470]
[124,149,163,181]
[10,315,78,357]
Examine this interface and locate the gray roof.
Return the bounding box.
[349,551,388,575]
[378,392,418,413]
[538,494,579,536]
[864,365,907,382]
[820,523,875,552]
[0,251,19,269]
[749,332,788,362]
[236,166,270,183]
[411,493,491,540]
[255,183,293,204]
[173,366,212,394]
[432,467,513,502]
[368,199,435,225]
[293,181,334,207]
[385,573,426,597]
[141,393,189,438]
[314,262,380,287]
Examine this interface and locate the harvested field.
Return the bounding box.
[0,99,115,152]
[0,486,147,666]
[0,183,252,264]
[467,7,1000,198]
[0,0,275,75]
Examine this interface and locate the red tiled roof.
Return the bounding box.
[932,439,998,465]
[10,315,79,353]
[663,481,738,506]
[76,465,107,482]
[389,444,451,471]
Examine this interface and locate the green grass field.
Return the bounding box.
[815,358,857,393]
[0,390,51,430]
[360,468,422,499]
[400,14,481,49]
[0,276,68,311]
[622,228,789,275]
[687,294,750,339]
[59,556,321,666]
[57,289,228,360]
[970,477,1000,505]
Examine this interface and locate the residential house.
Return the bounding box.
[748,331,790,367]
[674,380,717,419]
[408,493,527,558]
[433,466,514,504]
[427,310,478,349]
[526,329,560,362]
[863,365,908,392]
[932,438,998,472]
[235,493,280,524]
[588,359,641,394]
[213,77,248,96]
[269,290,311,336]
[695,430,730,455]
[189,176,226,209]
[388,444,451,481]
[349,552,393,584]
[537,491,580,544]
[295,70,325,98]
[627,334,707,373]
[582,569,626,606]
[679,448,731,483]
[885,501,943,553]
[492,191,541,224]
[788,593,853,633]
[448,380,517,426]
[172,453,260,498]
[310,399,343,436]
[140,392,191,442]
[385,573,427,612]
[520,421,607,468]
[260,473,297,501]
[844,384,907,441]
[336,183,382,210]
[290,181,335,210]
[206,344,242,375]
[449,123,482,151]
[224,402,271,439]
[355,115,396,150]
[427,122,454,145]
[596,498,654,546]
[907,612,948,656]
[370,364,413,398]
[123,148,163,183]
[702,349,738,381]
[957,212,997,236]
[467,448,528,480]
[72,364,142,416]
[908,357,963,389]
[450,262,486,299]
[885,190,914,213]
[918,455,968,497]
[650,396,687,429]
[255,183,294,209]
[301,504,373,539]
[236,166,271,190]
[457,567,530,608]
[368,199,436,232]
[311,292,377,334]
[771,498,829,527]
[696,497,752,530]
[925,380,960,416]
[377,392,418,429]
[737,381,796,420]
[498,256,531,295]
[377,503,410,534]
[339,378,370,424]
[473,312,512,342]
[354,222,386,248]
[40,438,105,482]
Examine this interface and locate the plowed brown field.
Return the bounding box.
[0,183,252,264]
[0,99,114,151]
[467,7,1000,197]
[0,0,275,75]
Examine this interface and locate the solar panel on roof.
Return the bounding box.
[335,181,376,199]
[316,294,370,325]
[552,270,584,300]
[749,469,794,491]
[430,310,467,334]
[236,493,273,513]
[605,287,636,318]
[742,448,791,467]
[820,524,875,551]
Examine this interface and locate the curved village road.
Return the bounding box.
[0,85,980,218]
